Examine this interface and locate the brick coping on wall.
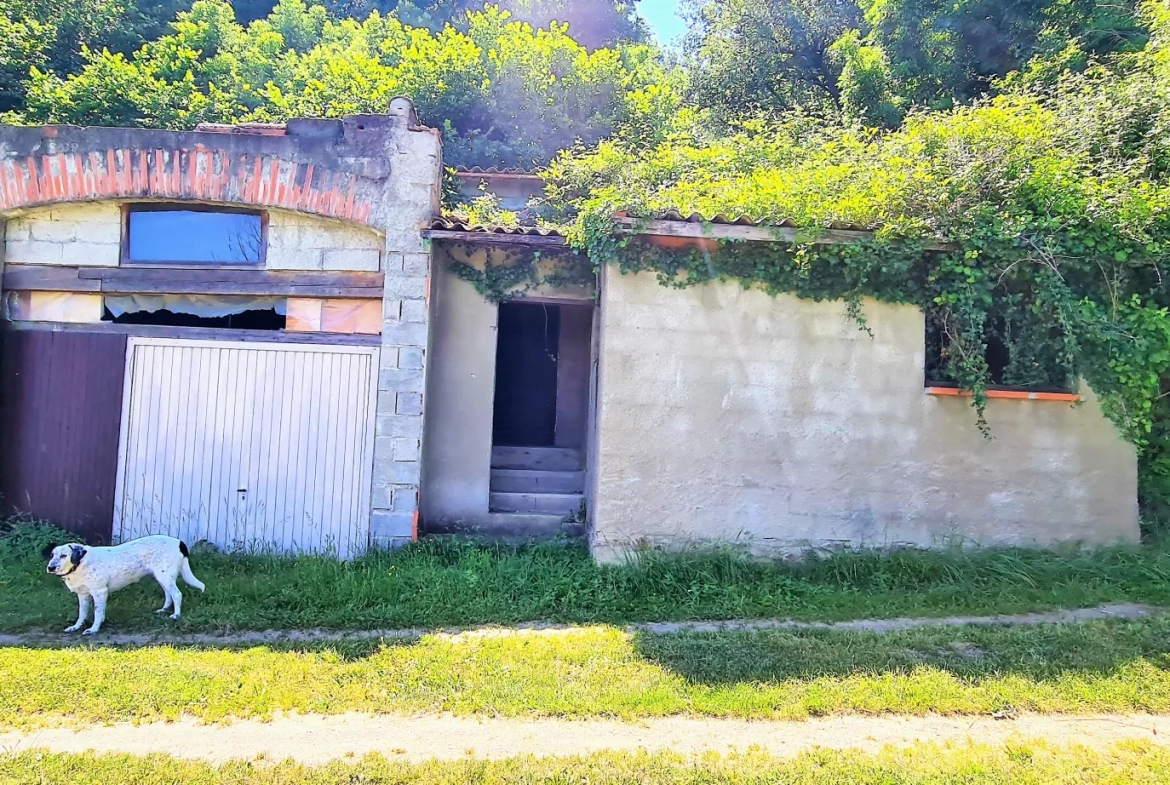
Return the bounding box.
[925,386,1082,402]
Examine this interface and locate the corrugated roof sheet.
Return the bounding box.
[612,210,876,233]
[194,122,287,136]
[453,166,540,176]
[427,217,564,236]
[429,212,877,237]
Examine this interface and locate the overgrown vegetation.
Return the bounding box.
[4,523,1170,633]
[545,1,1170,511]
[446,245,594,302]
[5,743,1170,785]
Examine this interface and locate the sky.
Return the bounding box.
[638,0,687,47]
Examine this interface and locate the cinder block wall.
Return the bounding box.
[590,270,1140,561]
[5,203,121,266]
[5,203,386,271]
[367,98,443,548]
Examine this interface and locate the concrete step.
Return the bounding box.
[490,491,583,516]
[425,513,584,541]
[491,446,583,472]
[490,469,585,494]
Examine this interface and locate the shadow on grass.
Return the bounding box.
[629,618,1170,684]
[9,617,1170,680]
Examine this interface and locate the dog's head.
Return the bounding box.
[45,544,86,576]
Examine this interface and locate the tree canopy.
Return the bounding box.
[682,0,1150,125]
[10,0,668,168]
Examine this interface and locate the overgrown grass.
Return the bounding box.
[3,618,1170,727]
[3,522,1170,633]
[3,743,1169,784]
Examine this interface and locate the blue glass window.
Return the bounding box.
[126,207,264,265]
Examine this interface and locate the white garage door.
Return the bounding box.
[114,338,379,558]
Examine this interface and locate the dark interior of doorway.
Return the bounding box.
[493,302,561,447]
[103,307,286,330]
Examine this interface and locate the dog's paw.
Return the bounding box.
[168,613,181,620]
[154,608,170,614]
[81,628,99,636]
[63,625,81,633]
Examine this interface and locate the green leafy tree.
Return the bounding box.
[17,0,671,168]
[860,0,1148,110]
[683,0,864,116]
[234,0,646,47]
[0,0,193,112]
[682,0,1150,124]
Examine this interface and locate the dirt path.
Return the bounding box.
[2,712,1165,763]
[0,602,1155,647]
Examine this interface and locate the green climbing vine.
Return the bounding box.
[445,244,596,303]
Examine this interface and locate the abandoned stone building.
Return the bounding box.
[0,100,1139,562]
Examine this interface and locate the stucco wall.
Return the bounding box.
[590,270,1140,561]
[419,262,499,527]
[5,202,384,271]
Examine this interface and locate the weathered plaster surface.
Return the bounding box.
[420,261,498,527]
[0,117,402,227]
[590,270,1140,562]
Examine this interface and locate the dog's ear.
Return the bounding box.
[69,545,86,567]
[41,542,58,560]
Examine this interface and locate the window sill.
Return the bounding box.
[925,386,1081,402]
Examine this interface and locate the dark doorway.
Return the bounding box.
[493,302,561,447]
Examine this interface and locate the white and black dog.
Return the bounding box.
[45,535,206,635]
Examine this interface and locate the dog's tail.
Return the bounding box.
[178,541,206,593]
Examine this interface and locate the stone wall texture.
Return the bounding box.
[5,202,121,266]
[266,212,383,271]
[589,270,1140,562]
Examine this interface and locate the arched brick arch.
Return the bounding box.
[0,146,379,227]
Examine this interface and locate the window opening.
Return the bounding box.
[924,306,1074,393]
[103,295,286,330]
[124,205,264,266]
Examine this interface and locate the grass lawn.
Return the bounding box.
[3,618,1170,727]
[3,742,1169,784]
[3,523,1170,633]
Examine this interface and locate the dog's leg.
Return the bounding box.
[64,593,90,633]
[168,583,183,620]
[153,570,182,619]
[83,590,108,635]
[154,582,174,614]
